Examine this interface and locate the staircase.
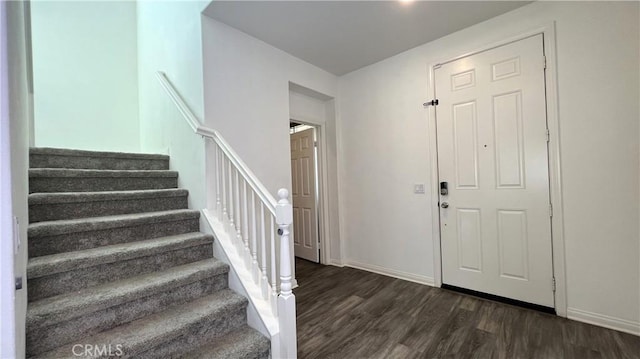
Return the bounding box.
[25,147,270,358]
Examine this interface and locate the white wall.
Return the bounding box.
[202,17,338,197]
[0,4,16,357]
[290,90,327,123]
[339,1,639,333]
[2,2,32,357]
[202,17,342,268]
[31,1,139,152]
[137,1,209,210]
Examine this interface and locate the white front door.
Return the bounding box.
[290,128,319,262]
[435,34,554,307]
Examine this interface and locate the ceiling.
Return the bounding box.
[203,1,532,76]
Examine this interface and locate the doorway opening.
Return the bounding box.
[288,82,341,280]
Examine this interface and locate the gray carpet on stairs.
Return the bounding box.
[29,188,189,222]
[26,147,270,358]
[30,147,170,170]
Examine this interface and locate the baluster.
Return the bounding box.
[251,191,259,283]
[215,144,222,219]
[235,169,243,251]
[260,204,269,299]
[242,181,250,267]
[270,216,278,314]
[221,155,228,226]
[227,159,235,233]
[210,143,216,216]
[276,189,296,358]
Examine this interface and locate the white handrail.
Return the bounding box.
[155,71,200,133]
[155,72,277,214]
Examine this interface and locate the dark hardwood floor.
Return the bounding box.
[294,258,640,359]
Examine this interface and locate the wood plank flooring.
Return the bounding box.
[294,258,640,359]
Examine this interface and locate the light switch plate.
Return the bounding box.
[414,184,425,194]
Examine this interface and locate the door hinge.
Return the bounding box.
[552,277,556,292]
[314,141,318,147]
[549,204,553,217]
[546,128,550,142]
[543,56,547,69]
[423,99,439,107]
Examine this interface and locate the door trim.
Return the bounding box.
[427,22,567,317]
[289,119,329,265]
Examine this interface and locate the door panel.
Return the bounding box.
[436,34,554,307]
[453,101,479,189]
[497,209,529,280]
[290,128,319,262]
[456,208,482,272]
[493,91,525,188]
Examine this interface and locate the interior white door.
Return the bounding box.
[435,35,554,307]
[290,128,319,262]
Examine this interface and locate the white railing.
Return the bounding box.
[156,72,297,358]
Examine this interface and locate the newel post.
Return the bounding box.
[275,189,297,358]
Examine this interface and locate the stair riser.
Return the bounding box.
[28,243,213,301]
[29,195,188,223]
[26,274,229,356]
[29,218,200,257]
[30,154,169,171]
[29,177,178,193]
[134,303,247,359]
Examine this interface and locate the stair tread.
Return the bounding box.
[29,188,188,204]
[181,327,270,359]
[30,147,169,160]
[28,209,200,237]
[28,232,213,278]
[34,290,246,359]
[29,168,178,177]
[27,259,228,329]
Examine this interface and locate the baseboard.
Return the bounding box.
[328,259,344,267]
[344,260,435,287]
[567,307,640,336]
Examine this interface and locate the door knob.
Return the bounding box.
[441,202,449,208]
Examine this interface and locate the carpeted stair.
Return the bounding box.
[26,147,270,359]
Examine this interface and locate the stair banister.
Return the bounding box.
[156,71,297,358]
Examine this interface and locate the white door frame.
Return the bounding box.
[289,119,330,265]
[427,22,568,317]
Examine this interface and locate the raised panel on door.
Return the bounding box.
[302,208,312,248]
[493,91,525,188]
[436,34,554,308]
[293,207,301,245]
[301,157,312,197]
[290,128,319,262]
[291,159,299,196]
[456,208,483,272]
[453,101,479,189]
[497,210,529,280]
